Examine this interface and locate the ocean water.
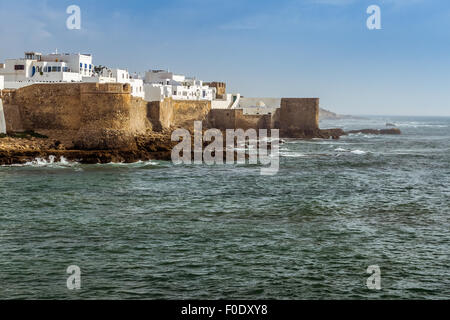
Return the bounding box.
[0,116,449,300]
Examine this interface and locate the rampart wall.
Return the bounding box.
[1,83,151,149]
[1,83,321,148]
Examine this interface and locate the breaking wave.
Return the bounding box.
[350,150,367,155]
[334,148,368,155]
[4,155,77,168]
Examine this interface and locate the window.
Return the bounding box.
[52,66,58,72]
[80,63,83,68]
[14,65,25,70]
[84,64,87,69]
[174,91,177,95]
[89,64,92,70]
[57,67,61,72]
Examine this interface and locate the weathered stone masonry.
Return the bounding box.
[1,83,326,150]
[1,83,151,149]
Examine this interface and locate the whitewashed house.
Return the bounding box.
[0,51,93,89]
[113,69,144,99]
[0,75,4,90]
[84,67,144,98]
[143,70,216,102]
[0,51,144,98]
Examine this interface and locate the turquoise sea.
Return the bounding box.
[0,116,449,299]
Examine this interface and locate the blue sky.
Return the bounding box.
[0,0,449,116]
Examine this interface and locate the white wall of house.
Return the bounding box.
[109,69,144,98]
[145,70,185,83]
[0,52,92,88]
[82,76,116,83]
[0,75,4,90]
[130,78,144,98]
[0,58,35,82]
[143,82,216,102]
[144,69,217,101]
[112,69,130,83]
[41,53,93,77]
[211,94,232,109]
[172,84,215,101]
[3,72,82,89]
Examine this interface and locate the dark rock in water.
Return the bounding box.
[386,123,397,127]
[318,128,345,139]
[346,128,401,135]
[281,128,345,139]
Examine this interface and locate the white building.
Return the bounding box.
[211,93,241,109]
[0,75,4,90]
[0,51,93,89]
[0,52,144,98]
[143,69,216,102]
[82,67,144,98]
[40,52,93,77]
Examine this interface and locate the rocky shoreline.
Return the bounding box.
[0,127,401,166]
[0,131,174,165]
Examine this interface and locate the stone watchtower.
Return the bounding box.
[205,82,226,99]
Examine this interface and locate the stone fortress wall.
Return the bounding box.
[1,83,151,149]
[1,82,322,150]
[147,97,320,137]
